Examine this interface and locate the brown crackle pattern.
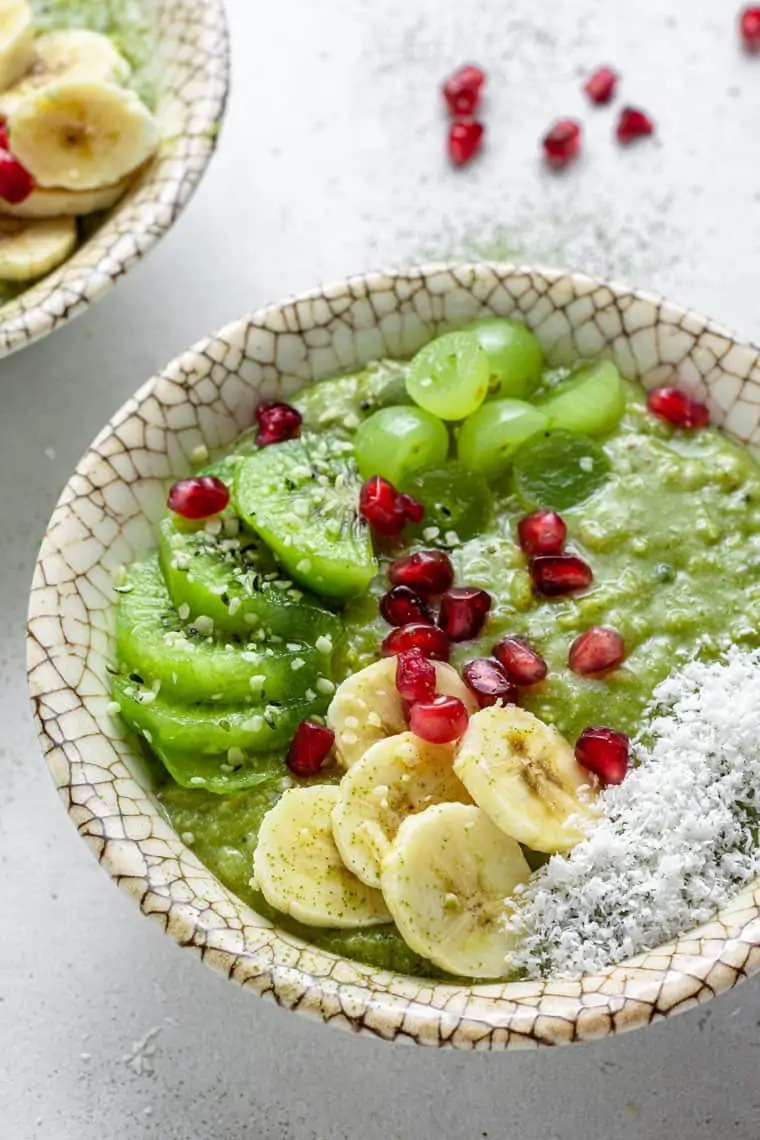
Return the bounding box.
[0,0,229,359]
[27,265,760,1049]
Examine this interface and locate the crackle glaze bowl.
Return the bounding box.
[0,0,229,359]
[27,265,760,1049]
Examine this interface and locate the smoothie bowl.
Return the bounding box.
[28,265,760,1048]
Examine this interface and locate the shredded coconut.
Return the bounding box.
[505,648,760,978]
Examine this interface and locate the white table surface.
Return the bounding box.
[3,0,760,1136]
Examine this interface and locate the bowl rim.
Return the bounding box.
[0,0,230,360]
[27,262,760,1050]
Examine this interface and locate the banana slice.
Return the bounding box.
[252,785,391,929]
[327,656,478,769]
[381,802,531,979]
[8,79,159,191]
[0,214,75,281]
[454,706,598,854]
[332,731,471,888]
[0,173,134,218]
[0,29,131,118]
[0,1,34,94]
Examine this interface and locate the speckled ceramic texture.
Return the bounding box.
[0,0,229,359]
[27,265,760,1049]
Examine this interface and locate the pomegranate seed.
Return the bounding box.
[616,106,654,144]
[583,66,618,105]
[380,584,433,627]
[569,626,625,675]
[646,386,710,429]
[389,549,454,595]
[517,510,567,557]
[396,648,437,703]
[442,64,486,116]
[0,125,9,150]
[381,623,450,661]
[409,694,469,744]
[0,151,33,203]
[575,726,629,786]
[167,475,229,520]
[399,492,425,524]
[740,6,760,50]
[463,658,517,708]
[530,555,593,597]
[448,119,485,167]
[286,720,335,777]
[542,119,581,169]
[359,477,423,537]
[255,401,302,447]
[438,587,492,641]
[493,635,548,686]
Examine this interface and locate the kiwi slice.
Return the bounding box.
[116,557,330,703]
[155,744,284,794]
[401,462,493,544]
[234,435,377,600]
[512,431,611,511]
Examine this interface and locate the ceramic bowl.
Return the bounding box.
[0,0,229,359]
[28,264,760,1049]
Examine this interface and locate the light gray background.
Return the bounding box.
[2,0,760,1136]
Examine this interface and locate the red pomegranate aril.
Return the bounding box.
[646,386,710,429]
[396,648,437,703]
[438,586,492,641]
[616,106,654,144]
[255,401,302,447]
[530,555,593,597]
[569,626,625,675]
[463,658,518,709]
[381,622,451,662]
[583,66,618,105]
[0,151,33,203]
[442,64,486,116]
[448,119,485,167]
[493,635,548,686]
[380,585,433,627]
[410,694,469,744]
[389,549,454,595]
[740,6,760,50]
[542,119,581,169]
[575,726,630,786]
[167,475,230,520]
[517,509,567,557]
[359,475,408,537]
[399,492,425,524]
[0,125,9,150]
[286,720,335,777]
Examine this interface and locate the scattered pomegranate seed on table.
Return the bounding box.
[286,720,335,777]
[542,119,582,169]
[517,509,567,557]
[463,658,518,708]
[438,586,492,641]
[0,151,33,204]
[389,549,454,595]
[530,554,593,597]
[740,6,760,51]
[575,726,630,785]
[255,400,302,447]
[442,64,486,116]
[583,66,618,105]
[409,694,470,744]
[380,584,433,627]
[359,476,424,537]
[616,106,655,144]
[646,386,710,429]
[395,648,437,703]
[448,119,485,167]
[167,475,230,520]
[492,635,548,686]
[381,622,451,661]
[569,626,626,675]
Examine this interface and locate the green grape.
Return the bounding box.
[464,317,545,399]
[512,431,611,511]
[401,462,492,544]
[538,359,626,436]
[457,399,548,480]
[406,331,489,421]
[354,405,449,485]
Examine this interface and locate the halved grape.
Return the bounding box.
[464,317,544,399]
[538,359,626,436]
[401,462,492,544]
[406,331,489,421]
[354,405,449,485]
[457,399,548,480]
[512,431,611,511]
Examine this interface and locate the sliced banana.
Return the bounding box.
[454,706,598,854]
[0,173,133,218]
[8,79,159,191]
[332,732,471,888]
[327,656,478,769]
[252,785,391,929]
[0,29,131,118]
[0,214,75,281]
[381,802,531,979]
[0,0,34,94]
